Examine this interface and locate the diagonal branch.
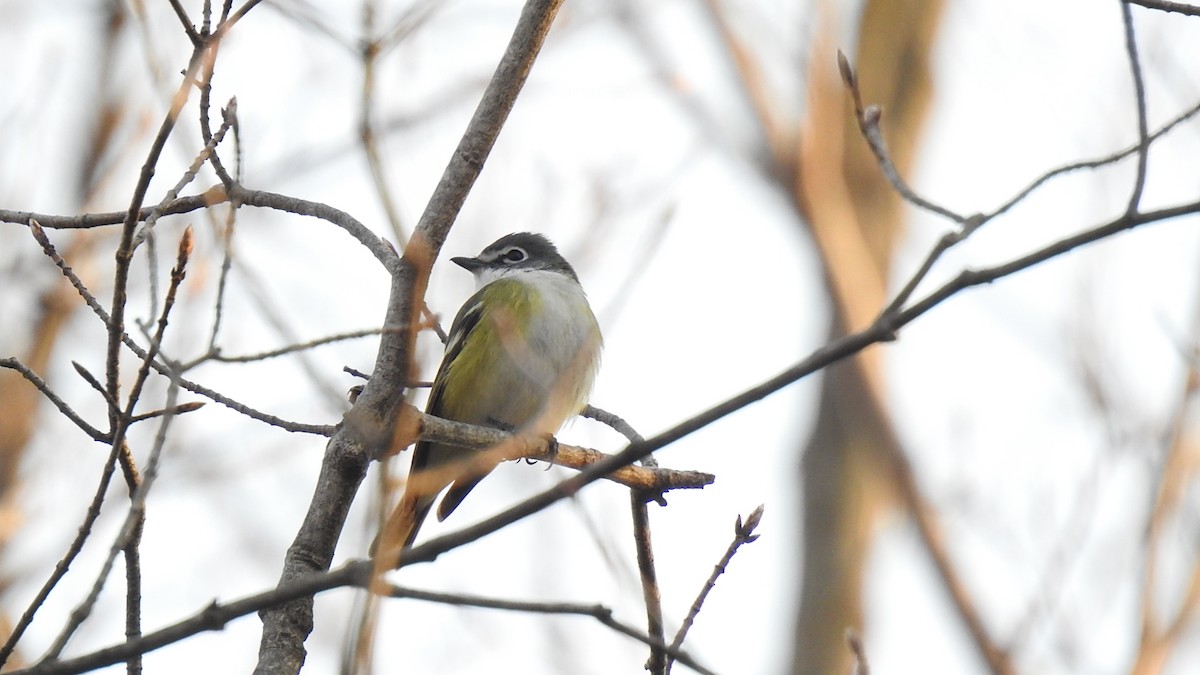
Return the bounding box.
[665,506,764,675]
[389,197,1200,572]
[254,1,568,672]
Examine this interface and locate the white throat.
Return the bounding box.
[473,266,564,291]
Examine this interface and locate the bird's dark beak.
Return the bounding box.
[451,256,484,272]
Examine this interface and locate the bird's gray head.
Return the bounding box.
[451,232,579,283]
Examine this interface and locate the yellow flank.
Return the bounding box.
[438,278,544,429]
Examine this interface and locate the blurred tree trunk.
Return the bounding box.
[791,1,945,673]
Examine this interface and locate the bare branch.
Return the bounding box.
[1125,0,1200,16]
[383,584,714,675]
[631,497,666,675]
[586,410,669,673]
[42,227,194,664]
[167,0,201,45]
[128,401,205,424]
[407,408,714,495]
[28,220,334,435]
[1121,2,1151,213]
[665,506,764,674]
[185,327,389,369]
[0,359,105,442]
[6,185,400,274]
[837,50,969,225]
[2,438,136,668]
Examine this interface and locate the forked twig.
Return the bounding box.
[28,220,334,435]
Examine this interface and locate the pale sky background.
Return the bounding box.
[2,1,1200,674]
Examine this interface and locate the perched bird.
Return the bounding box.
[374,232,603,555]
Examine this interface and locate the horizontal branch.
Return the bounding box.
[399,404,715,496]
[383,584,715,675]
[1125,0,1200,17]
[3,185,399,273]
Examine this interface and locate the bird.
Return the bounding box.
[373,232,603,556]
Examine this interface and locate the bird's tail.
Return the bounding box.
[370,490,434,559]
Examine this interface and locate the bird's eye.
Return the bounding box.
[502,247,527,263]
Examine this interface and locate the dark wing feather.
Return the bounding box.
[387,293,486,549]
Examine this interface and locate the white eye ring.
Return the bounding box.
[502,247,527,263]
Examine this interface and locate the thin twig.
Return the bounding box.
[876,212,983,328]
[632,497,666,675]
[42,229,193,664]
[105,21,215,437]
[29,219,335,435]
[842,39,1200,328]
[986,94,1200,221]
[187,328,389,369]
[206,199,238,352]
[197,56,236,190]
[167,0,201,45]
[70,361,118,416]
[581,408,667,672]
[232,187,399,273]
[838,49,1200,320]
[0,360,106,442]
[665,506,764,674]
[220,0,264,33]
[837,51,968,225]
[5,184,401,274]
[131,99,238,250]
[83,39,218,673]
[12,438,133,666]
[128,401,205,423]
[2,191,224,229]
[115,229,191,675]
[837,52,978,322]
[1121,1,1151,214]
